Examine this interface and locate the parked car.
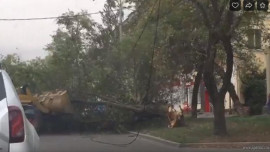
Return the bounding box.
[0,69,39,152]
[22,105,41,132]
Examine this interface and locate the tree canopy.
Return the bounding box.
[0,0,267,136]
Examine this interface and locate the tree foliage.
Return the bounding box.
[0,0,267,135]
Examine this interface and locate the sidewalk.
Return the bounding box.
[129,131,270,149]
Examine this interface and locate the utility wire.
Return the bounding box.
[89,0,160,147]
[130,1,158,53]
[132,0,159,103]
[0,12,101,21]
[144,0,161,104]
[90,132,140,147]
[0,8,134,21]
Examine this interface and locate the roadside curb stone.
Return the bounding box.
[129,131,270,149]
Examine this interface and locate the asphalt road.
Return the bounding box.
[39,133,269,152]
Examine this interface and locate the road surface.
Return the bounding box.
[39,133,268,152]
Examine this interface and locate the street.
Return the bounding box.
[39,133,266,152]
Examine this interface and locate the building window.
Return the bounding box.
[247,29,261,49]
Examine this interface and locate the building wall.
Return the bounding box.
[231,17,270,105]
[266,49,270,97]
[263,19,270,98]
[264,18,270,99]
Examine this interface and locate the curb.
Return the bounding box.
[179,142,270,147]
[129,131,270,148]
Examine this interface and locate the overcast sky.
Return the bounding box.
[0,0,106,61]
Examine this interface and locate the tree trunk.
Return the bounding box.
[202,32,228,135]
[200,81,205,112]
[211,35,234,136]
[213,96,227,136]
[191,65,203,118]
[215,64,246,116]
[228,83,246,115]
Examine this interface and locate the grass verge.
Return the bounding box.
[134,115,270,143]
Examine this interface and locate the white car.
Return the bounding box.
[0,70,39,152]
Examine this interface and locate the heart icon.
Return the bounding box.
[232,2,239,8]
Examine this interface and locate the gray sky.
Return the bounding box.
[0,0,106,61]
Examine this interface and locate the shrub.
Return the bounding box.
[243,79,266,115]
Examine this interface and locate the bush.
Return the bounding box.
[243,79,266,115]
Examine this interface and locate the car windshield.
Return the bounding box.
[1,0,270,152]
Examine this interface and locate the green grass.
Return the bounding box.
[134,115,270,143]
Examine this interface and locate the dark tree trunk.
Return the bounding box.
[203,35,228,135]
[191,65,203,118]
[200,81,205,112]
[203,33,232,136]
[213,95,227,136]
[228,83,246,116]
[212,35,233,136]
[190,1,236,136]
[215,64,246,116]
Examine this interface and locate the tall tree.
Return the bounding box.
[46,11,99,99]
[189,0,265,135]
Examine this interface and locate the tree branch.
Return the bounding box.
[219,0,228,18]
[228,14,242,36]
[203,33,219,102]
[190,0,211,29]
